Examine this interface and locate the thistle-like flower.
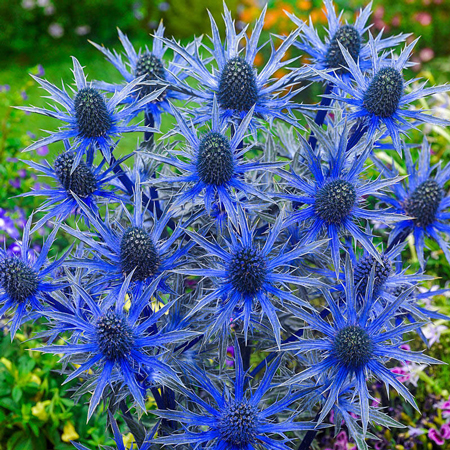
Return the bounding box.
[153,344,323,449]
[19,57,162,166]
[90,23,194,128]
[180,207,326,346]
[20,148,128,232]
[278,124,402,271]
[0,219,68,338]
[374,140,450,268]
[288,0,407,79]
[64,180,193,293]
[280,258,440,433]
[147,99,283,222]
[316,37,450,151]
[157,4,306,128]
[37,274,193,419]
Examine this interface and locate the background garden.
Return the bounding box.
[1,0,450,449]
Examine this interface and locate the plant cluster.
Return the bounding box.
[2,1,450,449]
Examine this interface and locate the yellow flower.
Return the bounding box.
[123,433,134,449]
[0,357,12,372]
[62,422,79,442]
[31,400,51,421]
[29,373,41,385]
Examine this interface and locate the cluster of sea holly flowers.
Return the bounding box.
[2,1,450,449]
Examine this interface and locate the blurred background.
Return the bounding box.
[1,1,450,449]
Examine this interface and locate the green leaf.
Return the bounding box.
[12,386,22,403]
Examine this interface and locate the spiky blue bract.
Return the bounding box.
[147,99,283,223]
[316,36,450,152]
[18,57,163,166]
[153,343,323,449]
[280,258,441,435]
[90,23,194,128]
[62,179,194,295]
[0,218,68,339]
[156,4,307,129]
[374,139,450,268]
[279,123,403,272]
[20,147,129,232]
[179,207,326,346]
[288,0,407,80]
[37,273,194,420]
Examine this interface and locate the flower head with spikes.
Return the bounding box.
[374,140,450,268]
[19,57,163,166]
[317,37,450,152]
[90,23,194,128]
[280,258,441,434]
[37,273,194,420]
[180,207,326,346]
[288,0,407,80]
[20,146,129,232]
[278,123,402,272]
[153,343,323,449]
[63,179,194,294]
[0,219,68,339]
[157,4,306,128]
[147,99,283,223]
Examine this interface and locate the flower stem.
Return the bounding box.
[309,83,333,151]
[297,413,320,450]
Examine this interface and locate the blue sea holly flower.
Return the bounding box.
[0,218,69,339]
[279,125,403,272]
[147,100,283,222]
[280,258,441,434]
[63,180,193,294]
[374,140,450,268]
[180,207,326,346]
[316,37,450,152]
[20,149,129,232]
[157,4,306,128]
[288,0,407,79]
[89,23,194,128]
[37,274,193,420]
[19,57,162,166]
[153,343,323,449]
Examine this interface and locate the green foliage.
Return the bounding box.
[0,323,113,450]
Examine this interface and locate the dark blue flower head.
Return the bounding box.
[63,178,194,293]
[90,23,195,128]
[317,37,450,152]
[37,273,194,420]
[19,57,163,166]
[179,206,326,346]
[153,343,323,449]
[156,4,307,128]
[281,257,441,434]
[20,145,129,232]
[374,139,450,268]
[0,218,68,339]
[279,123,403,272]
[288,0,407,79]
[147,98,283,223]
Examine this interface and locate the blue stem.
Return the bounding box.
[308,83,334,151]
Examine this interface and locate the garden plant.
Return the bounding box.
[1,1,450,449]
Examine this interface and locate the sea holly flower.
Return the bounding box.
[179,207,326,346]
[37,274,193,419]
[20,148,129,232]
[63,180,194,294]
[152,344,323,449]
[287,0,407,79]
[90,22,195,128]
[146,99,283,222]
[278,124,403,272]
[280,258,441,434]
[157,4,306,128]
[0,218,68,339]
[374,140,450,268]
[316,37,450,151]
[18,57,163,167]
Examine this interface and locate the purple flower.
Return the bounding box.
[36,145,49,156]
[429,428,446,445]
[0,85,10,92]
[226,346,235,367]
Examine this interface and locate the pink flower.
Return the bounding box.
[414,12,432,26]
[391,367,410,383]
[441,423,450,440]
[429,427,447,445]
[419,48,435,63]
